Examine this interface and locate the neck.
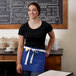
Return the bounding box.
[29,17,40,24]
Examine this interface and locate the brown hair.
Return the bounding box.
[28,2,41,16]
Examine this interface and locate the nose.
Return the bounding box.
[30,10,33,13]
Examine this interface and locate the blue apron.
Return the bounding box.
[21,46,46,73]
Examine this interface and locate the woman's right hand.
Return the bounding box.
[16,64,23,74]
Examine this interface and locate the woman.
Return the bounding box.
[17,2,55,76]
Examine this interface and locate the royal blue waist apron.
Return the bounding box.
[21,46,46,73]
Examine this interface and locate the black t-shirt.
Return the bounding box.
[18,21,53,49]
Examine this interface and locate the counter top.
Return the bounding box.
[50,49,63,56]
[0,49,63,56]
[0,50,17,55]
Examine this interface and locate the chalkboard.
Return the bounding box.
[0,0,63,24]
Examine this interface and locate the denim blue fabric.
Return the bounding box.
[23,71,30,76]
[22,71,41,76]
[21,48,46,73]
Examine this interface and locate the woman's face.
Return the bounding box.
[28,5,39,19]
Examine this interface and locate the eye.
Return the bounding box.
[33,9,37,11]
[28,8,38,12]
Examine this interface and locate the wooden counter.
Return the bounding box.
[45,49,63,71]
[0,49,63,71]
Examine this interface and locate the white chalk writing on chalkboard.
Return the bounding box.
[0,0,63,24]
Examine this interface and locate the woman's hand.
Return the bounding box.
[46,51,50,57]
[16,64,23,74]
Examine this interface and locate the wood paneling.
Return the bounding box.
[0,55,17,61]
[45,56,61,71]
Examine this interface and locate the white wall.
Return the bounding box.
[54,0,76,75]
[0,29,18,38]
[0,0,76,75]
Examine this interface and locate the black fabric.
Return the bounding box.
[0,62,16,76]
[18,21,53,49]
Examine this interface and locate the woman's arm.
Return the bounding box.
[46,30,55,57]
[17,35,24,73]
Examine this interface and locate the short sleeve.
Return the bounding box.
[18,25,25,36]
[46,24,53,33]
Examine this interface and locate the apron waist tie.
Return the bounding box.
[24,46,46,65]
